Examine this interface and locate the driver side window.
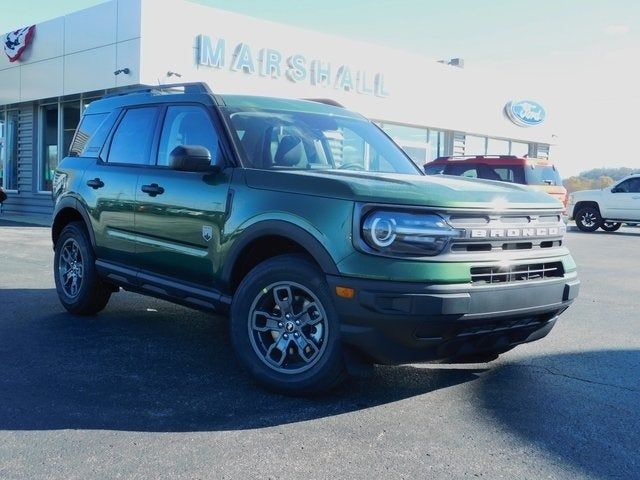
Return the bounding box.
[157,106,220,167]
[613,179,640,193]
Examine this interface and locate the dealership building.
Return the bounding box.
[0,0,556,216]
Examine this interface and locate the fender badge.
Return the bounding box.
[202,226,213,242]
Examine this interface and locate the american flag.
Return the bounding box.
[4,25,35,62]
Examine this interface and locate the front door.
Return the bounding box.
[82,106,161,267]
[134,104,231,287]
[605,177,640,221]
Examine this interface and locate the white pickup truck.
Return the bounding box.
[568,174,640,232]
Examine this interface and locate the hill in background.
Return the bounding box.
[563,167,639,193]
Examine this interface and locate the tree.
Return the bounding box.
[563,176,592,193]
[593,176,615,189]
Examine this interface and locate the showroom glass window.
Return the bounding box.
[465,135,487,155]
[40,104,59,191]
[487,138,509,155]
[379,122,447,165]
[0,109,19,191]
[39,96,95,191]
[510,141,529,157]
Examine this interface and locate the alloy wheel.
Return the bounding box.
[580,211,597,228]
[248,281,329,374]
[58,238,84,298]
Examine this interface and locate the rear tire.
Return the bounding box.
[601,222,622,232]
[230,254,346,396]
[53,221,112,315]
[575,206,601,232]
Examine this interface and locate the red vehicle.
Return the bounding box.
[424,155,568,208]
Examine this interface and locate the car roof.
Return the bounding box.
[218,94,363,119]
[427,155,555,167]
[83,83,363,120]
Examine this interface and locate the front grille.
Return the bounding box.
[446,212,565,255]
[470,261,564,285]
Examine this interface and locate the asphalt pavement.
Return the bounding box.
[0,220,638,479]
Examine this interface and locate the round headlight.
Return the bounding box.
[370,217,397,247]
[361,209,463,257]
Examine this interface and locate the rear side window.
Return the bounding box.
[108,107,159,165]
[69,113,108,157]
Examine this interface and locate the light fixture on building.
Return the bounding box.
[167,71,182,78]
[114,68,131,76]
[437,58,464,69]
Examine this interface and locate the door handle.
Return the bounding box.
[86,178,104,189]
[141,183,165,197]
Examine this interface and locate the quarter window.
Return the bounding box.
[69,113,108,157]
[108,107,158,165]
[157,106,219,166]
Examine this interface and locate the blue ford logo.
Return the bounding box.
[505,100,546,127]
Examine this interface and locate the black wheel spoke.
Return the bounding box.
[298,302,323,326]
[273,285,294,314]
[266,333,290,367]
[294,332,319,363]
[252,311,282,332]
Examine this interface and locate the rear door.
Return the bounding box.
[81,106,160,266]
[134,104,232,287]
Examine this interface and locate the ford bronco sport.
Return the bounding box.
[52,83,579,394]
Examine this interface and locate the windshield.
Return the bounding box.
[221,102,421,175]
[525,165,562,186]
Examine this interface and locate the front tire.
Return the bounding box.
[575,206,601,232]
[601,222,622,232]
[54,222,112,315]
[230,254,346,395]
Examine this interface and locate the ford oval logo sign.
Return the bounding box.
[505,100,546,127]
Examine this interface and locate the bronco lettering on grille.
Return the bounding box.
[469,226,564,239]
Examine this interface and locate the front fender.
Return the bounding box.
[221,218,341,286]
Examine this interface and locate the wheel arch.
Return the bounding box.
[573,200,601,219]
[223,220,340,294]
[52,197,96,248]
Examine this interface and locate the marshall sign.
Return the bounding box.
[196,35,389,98]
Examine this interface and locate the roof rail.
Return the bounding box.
[437,155,521,161]
[104,82,213,99]
[304,98,345,108]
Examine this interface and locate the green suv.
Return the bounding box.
[52,83,579,394]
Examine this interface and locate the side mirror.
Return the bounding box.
[169,145,221,173]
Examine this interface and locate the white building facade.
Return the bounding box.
[0,0,557,215]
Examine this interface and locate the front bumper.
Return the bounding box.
[327,272,580,364]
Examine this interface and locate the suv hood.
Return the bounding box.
[244,170,563,210]
[571,189,603,198]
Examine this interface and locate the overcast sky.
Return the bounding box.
[2,0,639,176]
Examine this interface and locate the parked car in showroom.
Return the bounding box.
[568,173,640,232]
[424,155,568,209]
[51,83,579,395]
